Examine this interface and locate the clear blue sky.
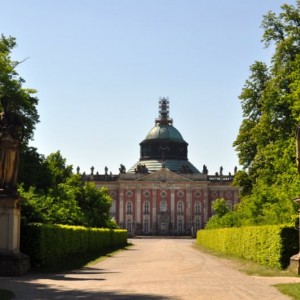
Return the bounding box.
[1,0,296,175]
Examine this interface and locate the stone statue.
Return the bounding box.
[105,166,108,175]
[220,166,223,176]
[297,126,300,174]
[90,166,94,175]
[0,97,24,196]
[180,164,192,173]
[76,166,80,174]
[119,164,126,174]
[135,163,148,174]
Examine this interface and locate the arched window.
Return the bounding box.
[195,202,201,214]
[144,201,150,214]
[195,219,201,231]
[177,201,183,214]
[160,200,167,212]
[127,201,132,214]
[110,200,116,214]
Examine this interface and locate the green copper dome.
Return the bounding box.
[128,98,200,174]
[144,123,185,142]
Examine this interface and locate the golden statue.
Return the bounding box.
[0,97,24,196]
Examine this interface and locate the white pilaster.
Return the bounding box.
[136,188,141,223]
[170,189,175,230]
[119,190,124,224]
[203,187,209,225]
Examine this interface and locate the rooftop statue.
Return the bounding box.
[0,97,24,196]
[119,164,126,174]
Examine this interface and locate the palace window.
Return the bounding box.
[126,190,133,197]
[195,219,201,231]
[195,202,201,214]
[178,219,183,233]
[177,201,183,214]
[143,190,150,198]
[177,190,184,198]
[144,219,149,233]
[144,201,150,214]
[110,200,116,214]
[194,190,201,198]
[127,220,132,232]
[126,201,132,214]
[160,200,167,212]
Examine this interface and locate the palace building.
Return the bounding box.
[82,98,239,236]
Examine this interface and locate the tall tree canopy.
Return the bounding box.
[232,1,300,226]
[0,34,39,144]
[0,34,39,194]
[207,1,300,228]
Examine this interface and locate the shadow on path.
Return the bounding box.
[0,268,174,300]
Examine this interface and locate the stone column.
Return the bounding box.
[0,197,30,275]
[136,188,141,224]
[170,188,175,235]
[136,187,141,234]
[152,188,157,234]
[119,190,124,226]
[186,187,192,233]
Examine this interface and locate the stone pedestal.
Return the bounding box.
[0,197,30,276]
[290,253,300,274]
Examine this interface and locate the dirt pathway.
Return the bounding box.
[1,238,300,299]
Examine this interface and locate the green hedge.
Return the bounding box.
[196,225,298,269]
[21,223,127,266]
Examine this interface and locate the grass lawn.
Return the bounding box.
[0,289,14,300]
[274,283,300,300]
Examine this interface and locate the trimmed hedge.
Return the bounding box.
[21,223,127,267]
[196,225,298,269]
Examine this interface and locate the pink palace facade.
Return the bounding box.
[82,98,239,236]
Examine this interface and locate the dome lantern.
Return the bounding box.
[155,97,173,125]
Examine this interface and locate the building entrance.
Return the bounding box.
[158,213,170,235]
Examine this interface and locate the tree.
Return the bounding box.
[205,198,240,229]
[18,146,52,191]
[212,198,230,217]
[0,35,39,144]
[232,2,300,226]
[20,151,117,228]
[44,151,73,189]
[0,35,39,194]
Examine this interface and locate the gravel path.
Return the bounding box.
[1,238,300,299]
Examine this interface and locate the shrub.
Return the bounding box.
[196,225,298,269]
[21,223,127,267]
